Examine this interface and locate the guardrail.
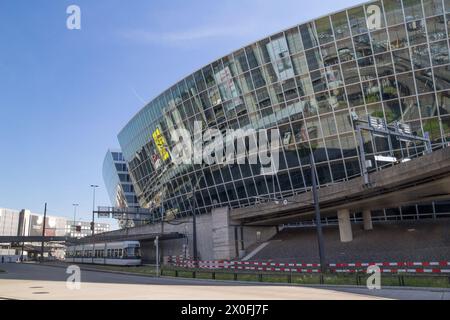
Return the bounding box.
[167,257,450,275]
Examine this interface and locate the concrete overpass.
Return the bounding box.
[231,146,450,242]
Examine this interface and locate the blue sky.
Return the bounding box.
[0,0,363,228]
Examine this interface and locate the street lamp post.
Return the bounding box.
[310,153,327,278]
[90,185,99,264]
[72,203,79,237]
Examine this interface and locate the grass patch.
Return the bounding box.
[77,264,450,288]
[0,269,5,273]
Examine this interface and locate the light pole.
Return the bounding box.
[72,203,79,237]
[309,153,327,278]
[90,185,99,237]
[90,185,99,264]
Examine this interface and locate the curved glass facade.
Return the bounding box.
[117,0,450,221]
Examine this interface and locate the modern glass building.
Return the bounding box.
[116,0,450,222]
[102,149,139,209]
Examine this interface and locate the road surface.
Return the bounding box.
[0,263,448,300]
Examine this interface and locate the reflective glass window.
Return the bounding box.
[411,44,431,69]
[434,65,450,90]
[347,83,365,107]
[358,56,377,80]
[438,90,450,115]
[430,41,450,65]
[342,61,360,84]
[376,52,395,76]
[389,24,408,49]
[353,33,372,58]
[337,38,356,62]
[348,6,368,35]
[306,48,323,71]
[300,22,319,49]
[397,72,416,96]
[321,43,339,66]
[371,28,391,53]
[311,70,327,93]
[384,0,405,26]
[415,68,435,93]
[363,80,382,103]
[245,45,262,69]
[393,48,412,73]
[331,11,351,40]
[407,19,427,45]
[384,99,402,122]
[315,16,334,44]
[426,15,447,42]
[381,76,399,100]
[286,27,303,54]
[418,93,438,117]
[291,52,309,76]
[403,0,424,22]
[423,0,444,17]
[401,96,421,121]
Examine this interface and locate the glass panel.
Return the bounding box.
[415,68,435,93]
[371,28,391,53]
[381,76,399,100]
[300,22,319,49]
[392,48,412,72]
[358,56,377,80]
[383,99,402,122]
[315,16,334,44]
[438,90,450,116]
[348,6,368,35]
[403,0,424,22]
[407,19,427,45]
[389,24,408,49]
[331,11,351,40]
[423,0,444,17]
[433,65,450,90]
[337,38,356,62]
[311,70,327,93]
[353,33,372,58]
[396,72,416,96]
[418,93,438,117]
[427,15,447,42]
[411,44,431,69]
[430,40,450,65]
[347,83,365,107]
[401,96,421,121]
[291,52,309,76]
[342,61,360,84]
[363,80,382,103]
[285,27,303,54]
[306,48,323,71]
[375,53,394,77]
[383,0,404,26]
[321,43,339,66]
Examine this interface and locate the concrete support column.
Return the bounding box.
[363,209,373,231]
[337,209,353,242]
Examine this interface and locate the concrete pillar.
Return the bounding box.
[363,209,373,231]
[337,209,353,242]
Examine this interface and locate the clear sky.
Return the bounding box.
[0,0,364,229]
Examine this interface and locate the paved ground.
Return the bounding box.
[0,263,449,300]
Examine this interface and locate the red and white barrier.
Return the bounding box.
[167,257,450,274]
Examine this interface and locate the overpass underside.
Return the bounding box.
[231,147,450,227]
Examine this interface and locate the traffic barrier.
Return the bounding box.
[166,257,450,274]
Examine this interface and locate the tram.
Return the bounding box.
[65,241,141,266]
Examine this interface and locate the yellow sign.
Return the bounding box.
[152,128,170,161]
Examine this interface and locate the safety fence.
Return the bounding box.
[167,256,450,274]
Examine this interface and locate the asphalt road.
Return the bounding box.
[0,263,448,300]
